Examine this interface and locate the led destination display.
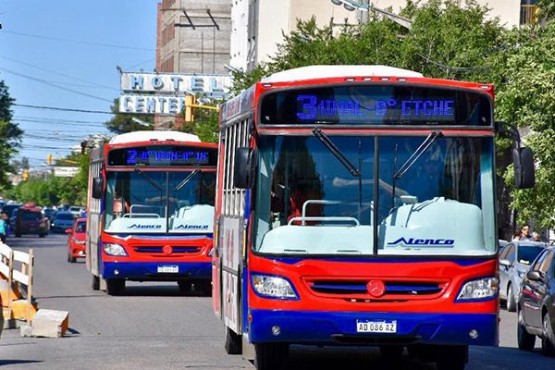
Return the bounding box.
[108,146,218,167]
[260,85,492,126]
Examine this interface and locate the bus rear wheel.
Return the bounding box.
[254,343,288,370]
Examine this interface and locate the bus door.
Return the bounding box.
[220,216,243,334]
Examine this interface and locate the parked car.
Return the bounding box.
[517,245,555,356]
[499,239,509,253]
[68,206,85,217]
[499,240,547,312]
[50,211,76,233]
[1,203,22,220]
[42,207,56,221]
[67,218,87,263]
[14,203,50,238]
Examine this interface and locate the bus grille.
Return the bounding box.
[133,246,202,254]
[306,279,446,301]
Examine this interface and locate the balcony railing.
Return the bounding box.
[520,5,539,25]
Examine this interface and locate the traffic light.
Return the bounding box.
[22,169,29,181]
[47,154,53,165]
[184,95,195,122]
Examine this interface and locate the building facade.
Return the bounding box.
[230,0,539,72]
[157,0,232,74]
[155,0,232,129]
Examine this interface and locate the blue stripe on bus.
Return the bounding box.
[247,310,497,346]
[102,261,211,280]
[258,257,491,266]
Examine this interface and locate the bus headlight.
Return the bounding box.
[251,274,298,300]
[103,243,127,256]
[457,277,498,301]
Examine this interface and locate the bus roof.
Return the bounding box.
[261,65,424,83]
[108,131,201,145]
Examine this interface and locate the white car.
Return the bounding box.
[68,206,85,217]
[499,241,547,312]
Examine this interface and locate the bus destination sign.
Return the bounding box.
[108,146,217,167]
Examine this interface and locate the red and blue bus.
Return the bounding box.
[86,131,218,295]
[212,65,534,370]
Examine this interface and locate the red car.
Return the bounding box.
[67,218,87,263]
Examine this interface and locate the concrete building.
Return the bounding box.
[230,0,539,72]
[155,0,232,129]
[157,0,232,74]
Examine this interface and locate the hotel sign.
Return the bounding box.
[119,72,232,115]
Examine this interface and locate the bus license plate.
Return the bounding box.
[157,265,179,273]
[356,320,397,333]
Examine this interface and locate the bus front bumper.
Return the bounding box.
[248,310,497,346]
[102,261,211,281]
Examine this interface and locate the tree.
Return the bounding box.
[0,80,24,189]
[495,21,555,229]
[104,98,154,133]
[180,103,220,143]
[537,0,555,23]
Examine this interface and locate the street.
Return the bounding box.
[0,234,553,369]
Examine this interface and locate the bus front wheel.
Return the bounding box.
[254,343,288,370]
[435,345,467,370]
[106,278,125,296]
[92,275,100,290]
[224,327,242,355]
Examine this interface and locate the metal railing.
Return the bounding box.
[520,5,539,25]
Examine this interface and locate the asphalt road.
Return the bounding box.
[1,233,554,369]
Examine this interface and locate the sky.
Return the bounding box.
[0,0,159,170]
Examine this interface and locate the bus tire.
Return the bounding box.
[225,327,242,355]
[435,345,467,370]
[92,275,100,290]
[194,280,212,296]
[254,343,288,370]
[177,281,192,294]
[379,345,404,358]
[106,278,125,296]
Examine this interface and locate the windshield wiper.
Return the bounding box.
[313,128,360,177]
[393,130,443,179]
[134,167,162,191]
[174,168,199,191]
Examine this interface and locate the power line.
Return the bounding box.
[2,30,155,52]
[14,103,113,115]
[0,66,113,103]
[0,55,119,91]
[16,117,107,127]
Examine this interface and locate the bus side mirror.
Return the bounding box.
[234,147,257,189]
[513,147,535,189]
[92,177,103,199]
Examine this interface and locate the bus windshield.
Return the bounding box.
[104,170,216,234]
[254,134,495,256]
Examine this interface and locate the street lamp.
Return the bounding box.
[330,0,412,30]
